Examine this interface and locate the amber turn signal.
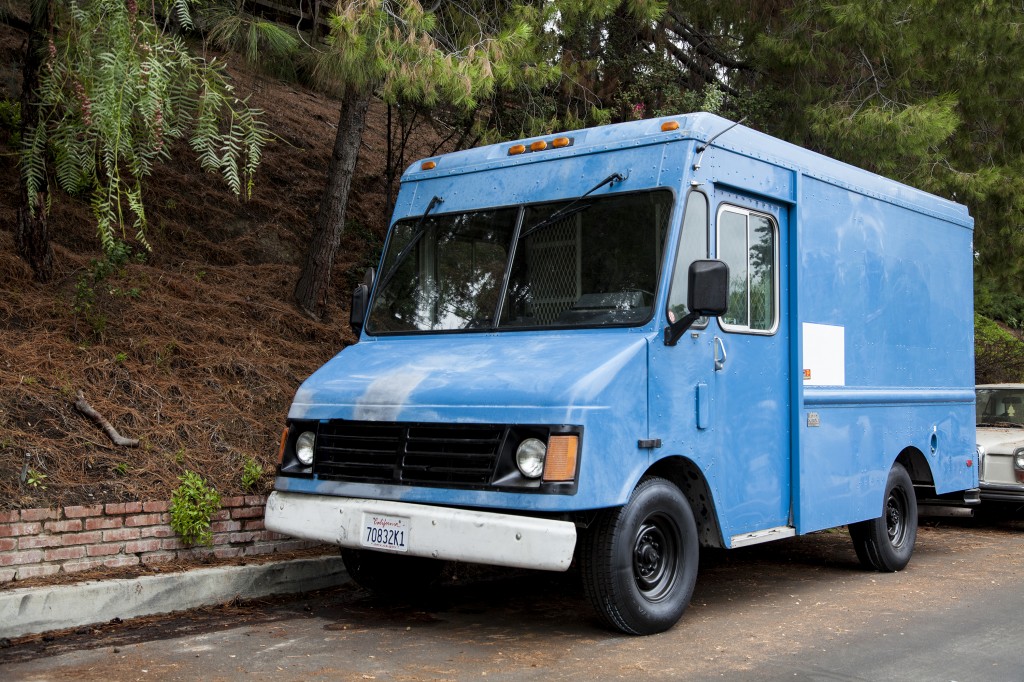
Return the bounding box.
[543,435,579,482]
[277,428,288,464]
[421,160,437,170]
[661,120,680,132]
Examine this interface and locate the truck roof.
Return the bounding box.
[402,112,972,229]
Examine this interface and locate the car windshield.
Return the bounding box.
[366,190,673,334]
[976,387,1024,427]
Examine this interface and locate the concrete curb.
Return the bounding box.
[0,556,349,639]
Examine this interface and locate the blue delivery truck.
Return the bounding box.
[266,113,978,634]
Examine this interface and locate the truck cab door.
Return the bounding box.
[649,188,792,546]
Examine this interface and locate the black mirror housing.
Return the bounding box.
[664,260,729,346]
[349,268,375,338]
[687,259,729,317]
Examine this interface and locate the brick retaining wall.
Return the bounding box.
[0,495,321,583]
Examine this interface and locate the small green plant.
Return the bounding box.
[169,470,222,546]
[0,97,20,144]
[113,462,129,475]
[172,446,186,465]
[26,469,47,489]
[114,351,128,364]
[241,456,264,491]
[72,240,146,338]
[72,273,107,337]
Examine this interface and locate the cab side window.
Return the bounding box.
[718,206,777,333]
[666,192,709,323]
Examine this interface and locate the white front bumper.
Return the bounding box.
[264,491,577,572]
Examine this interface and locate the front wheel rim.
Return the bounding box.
[632,513,680,601]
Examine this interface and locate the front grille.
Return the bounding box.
[313,421,506,486]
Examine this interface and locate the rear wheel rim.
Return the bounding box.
[885,487,908,549]
[632,513,680,601]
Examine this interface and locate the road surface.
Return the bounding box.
[3,513,1023,681]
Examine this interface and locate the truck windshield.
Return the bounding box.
[366,189,673,334]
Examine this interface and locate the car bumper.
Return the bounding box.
[264,491,577,571]
[979,482,1024,502]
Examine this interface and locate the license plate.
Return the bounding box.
[360,513,409,552]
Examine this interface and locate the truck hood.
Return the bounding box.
[289,332,650,424]
[976,426,1024,453]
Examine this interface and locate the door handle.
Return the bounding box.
[713,336,727,371]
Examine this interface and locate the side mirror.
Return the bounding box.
[350,268,375,338]
[687,259,729,317]
[664,259,729,346]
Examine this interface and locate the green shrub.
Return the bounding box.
[241,456,263,491]
[975,313,1024,384]
[169,470,222,546]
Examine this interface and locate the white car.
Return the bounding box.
[976,384,1024,503]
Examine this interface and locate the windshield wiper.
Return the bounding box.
[517,172,625,241]
[375,195,444,295]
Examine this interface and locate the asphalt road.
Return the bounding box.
[3,512,1023,682]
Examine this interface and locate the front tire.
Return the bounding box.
[580,476,699,635]
[340,548,444,595]
[849,462,918,572]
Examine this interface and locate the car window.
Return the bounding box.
[976,388,1024,426]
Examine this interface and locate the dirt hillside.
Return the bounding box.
[0,22,444,511]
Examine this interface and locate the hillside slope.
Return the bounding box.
[0,22,440,511]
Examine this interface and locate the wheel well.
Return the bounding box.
[646,457,724,548]
[897,446,937,499]
[896,446,934,488]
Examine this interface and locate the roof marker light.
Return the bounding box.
[421,160,437,170]
[661,121,680,132]
[508,144,527,156]
[552,137,571,148]
[530,140,548,152]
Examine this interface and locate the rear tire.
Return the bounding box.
[580,476,699,635]
[340,548,444,595]
[849,463,917,572]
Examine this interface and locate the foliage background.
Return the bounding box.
[1,0,1023,511]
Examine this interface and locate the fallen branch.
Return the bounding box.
[74,390,140,448]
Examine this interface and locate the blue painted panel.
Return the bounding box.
[796,176,974,388]
[797,399,976,532]
[793,171,976,531]
[696,382,710,429]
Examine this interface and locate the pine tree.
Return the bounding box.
[293,0,538,319]
[753,0,1024,322]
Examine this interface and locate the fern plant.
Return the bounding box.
[23,0,268,256]
[169,470,222,546]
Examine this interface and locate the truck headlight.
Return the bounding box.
[516,438,547,479]
[1014,449,1024,471]
[296,431,316,466]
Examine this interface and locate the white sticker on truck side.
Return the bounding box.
[802,323,846,386]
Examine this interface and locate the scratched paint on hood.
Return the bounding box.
[288,331,650,424]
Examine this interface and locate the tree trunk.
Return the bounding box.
[16,0,54,283]
[294,90,372,319]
